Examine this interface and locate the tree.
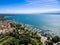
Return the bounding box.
[45,41,53,45]
[52,36,60,43]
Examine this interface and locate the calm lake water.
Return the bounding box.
[5,14,60,35]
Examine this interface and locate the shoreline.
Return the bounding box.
[0,16,57,37]
[24,24,56,37]
[5,15,60,36]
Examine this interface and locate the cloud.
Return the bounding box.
[24,0,58,7]
[26,0,58,3]
[0,8,60,14]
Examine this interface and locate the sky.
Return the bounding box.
[0,0,60,13]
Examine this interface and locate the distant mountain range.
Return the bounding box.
[38,11,60,15]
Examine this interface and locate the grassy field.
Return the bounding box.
[0,36,14,45]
